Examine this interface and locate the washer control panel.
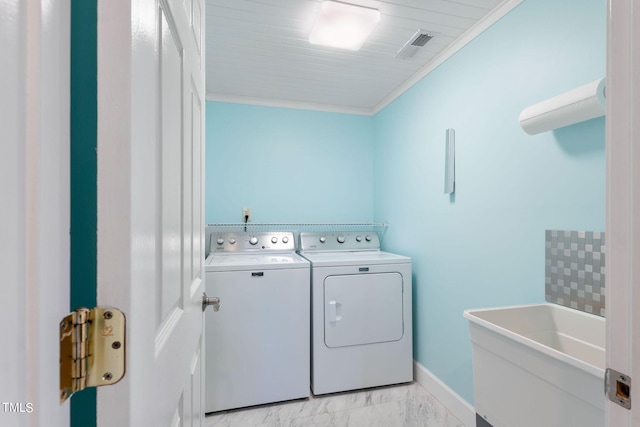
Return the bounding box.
[210,231,294,253]
[299,232,380,252]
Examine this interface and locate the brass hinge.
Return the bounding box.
[605,368,631,409]
[59,307,126,403]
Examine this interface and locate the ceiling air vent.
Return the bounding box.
[395,30,433,59]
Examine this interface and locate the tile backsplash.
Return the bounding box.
[545,230,605,317]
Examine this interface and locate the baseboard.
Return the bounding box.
[413,360,476,427]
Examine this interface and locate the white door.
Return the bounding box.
[606,0,639,425]
[95,0,206,425]
[0,0,70,426]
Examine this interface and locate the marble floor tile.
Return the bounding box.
[334,400,405,427]
[205,382,465,427]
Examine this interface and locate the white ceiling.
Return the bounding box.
[205,0,521,115]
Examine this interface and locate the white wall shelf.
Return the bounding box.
[207,222,389,232]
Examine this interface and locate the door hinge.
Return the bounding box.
[59,307,126,403]
[605,368,631,409]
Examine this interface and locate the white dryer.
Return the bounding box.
[299,232,412,395]
[205,231,310,413]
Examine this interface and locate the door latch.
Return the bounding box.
[605,368,631,409]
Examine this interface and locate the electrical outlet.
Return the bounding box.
[242,207,251,223]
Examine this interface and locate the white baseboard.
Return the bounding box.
[413,360,475,427]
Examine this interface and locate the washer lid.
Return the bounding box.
[205,253,310,272]
[299,250,410,267]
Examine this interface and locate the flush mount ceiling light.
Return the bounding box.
[309,1,381,51]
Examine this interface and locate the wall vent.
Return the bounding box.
[395,30,433,59]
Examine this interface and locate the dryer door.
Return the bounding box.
[324,272,404,348]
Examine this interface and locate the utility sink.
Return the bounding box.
[464,303,605,427]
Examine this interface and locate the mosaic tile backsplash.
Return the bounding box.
[545,230,605,317]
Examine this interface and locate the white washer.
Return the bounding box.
[205,231,310,413]
[299,232,413,395]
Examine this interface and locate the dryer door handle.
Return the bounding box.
[328,300,341,322]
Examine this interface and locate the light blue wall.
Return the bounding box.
[373,0,605,405]
[206,103,375,224]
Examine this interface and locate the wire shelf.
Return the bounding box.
[206,222,389,233]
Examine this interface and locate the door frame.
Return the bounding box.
[1,0,70,426]
[605,0,639,425]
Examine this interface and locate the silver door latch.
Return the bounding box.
[202,292,221,312]
[605,368,631,409]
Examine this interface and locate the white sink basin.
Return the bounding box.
[464,303,605,427]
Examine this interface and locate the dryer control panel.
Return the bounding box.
[299,232,380,252]
[210,231,295,253]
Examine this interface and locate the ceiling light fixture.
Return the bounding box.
[309,1,380,51]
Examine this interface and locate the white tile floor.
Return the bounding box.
[205,382,465,427]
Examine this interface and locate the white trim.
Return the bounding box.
[605,0,638,425]
[414,360,475,427]
[207,0,523,116]
[371,0,523,115]
[2,0,70,425]
[206,93,374,116]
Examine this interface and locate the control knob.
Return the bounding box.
[228,237,236,245]
[271,237,278,244]
[249,236,259,245]
[319,236,326,243]
[355,236,362,242]
[337,235,346,244]
[365,235,372,242]
[216,237,224,245]
[282,236,289,243]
